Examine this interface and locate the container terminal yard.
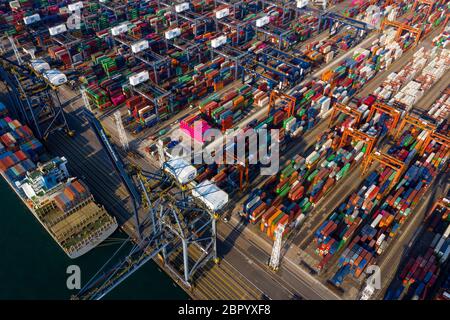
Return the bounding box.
[0,0,449,301]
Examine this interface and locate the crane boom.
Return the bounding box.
[82,108,142,239]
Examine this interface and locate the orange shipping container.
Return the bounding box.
[260,207,277,232]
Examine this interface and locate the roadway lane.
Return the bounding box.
[219,214,341,300]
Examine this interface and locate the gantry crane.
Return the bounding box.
[412,0,435,18]
[443,14,450,30]
[394,114,436,141]
[237,160,250,191]
[394,114,436,154]
[231,131,252,191]
[421,131,450,157]
[82,108,143,240]
[380,19,422,47]
[268,90,296,118]
[338,127,377,159]
[73,116,220,298]
[0,55,73,140]
[328,102,363,128]
[367,101,401,136]
[363,150,406,195]
[425,197,449,221]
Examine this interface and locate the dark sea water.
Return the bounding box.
[0,178,188,300]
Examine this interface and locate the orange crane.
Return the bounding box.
[363,150,406,195]
[421,131,450,156]
[443,14,450,30]
[230,137,250,191]
[380,19,422,47]
[412,0,435,18]
[238,161,249,191]
[394,114,436,141]
[338,127,377,159]
[394,114,436,153]
[328,102,363,128]
[268,90,296,118]
[424,198,449,221]
[366,101,401,136]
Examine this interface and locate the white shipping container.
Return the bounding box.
[175,2,190,13]
[131,40,149,53]
[296,0,309,8]
[215,8,230,19]
[255,16,269,27]
[258,96,269,107]
[211,35,227,48]
[42,69,67,86]
[376,234,386,246]
[354,152,364,163]
[443,224,450,239]
[291,126,303,138]
[129,71,149,86]
[49,24,67,36]
[370,214,383,228]
[306,151,318,164]
[426,152,435,164]
[165,28,181,39]
[111,23,129,36]
[68,1,83,12]
[320,138,332,151]
[23,13,41,25]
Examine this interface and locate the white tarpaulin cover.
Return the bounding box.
[164,158,197,185]
[192,179,228,212]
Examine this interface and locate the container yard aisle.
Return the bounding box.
[221,212,342,300]
[413,72,450,112]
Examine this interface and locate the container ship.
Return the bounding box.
[0,102,118,258]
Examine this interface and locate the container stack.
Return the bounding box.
[323,34,404,104]
[433,27,450,48]
[199,85,255,131]
[289,80,329,131]
[180,112,211,143]
[290,13,318,44]
[315,168,389,271]
[385,200,449,300]
[54,180,91,213]
[85,84,113,111]
[393,48,450,110]
[0,115,42,184]
[331,132,448,286]
[242,120,375,239]
[426,85,450,124]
